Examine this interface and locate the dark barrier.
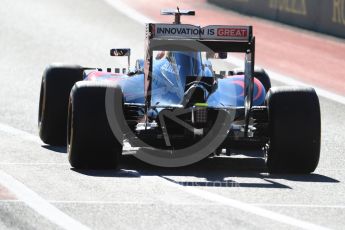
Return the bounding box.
[208,0,345,39]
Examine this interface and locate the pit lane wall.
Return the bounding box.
[208,0,345,39]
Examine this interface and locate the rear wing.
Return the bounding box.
[144,23,255,134]
[146,23,253,53]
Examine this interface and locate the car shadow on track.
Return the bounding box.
[41,145,67,154]
[73,153,339,189]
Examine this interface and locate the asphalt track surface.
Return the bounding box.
[0,0,344,229]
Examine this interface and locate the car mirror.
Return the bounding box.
[110,48,131,71]
[110,48,131,56]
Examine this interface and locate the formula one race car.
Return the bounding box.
[38,9,321,173]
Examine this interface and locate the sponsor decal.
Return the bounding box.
[217,28,248,37]
[333,0,345,25]
[157,27,204,36]
[153,24,250,40]
[268,0,307,15]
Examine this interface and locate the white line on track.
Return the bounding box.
[0,170,91,230]
[0,123,42,144]
[48,201,345,209]
[0,200,21,203]
[1,199,345,210]
[267,69,345,105]
[0,162,69,165]
[252,203,345,209]
[0,123,332,230]
[158,176,330,230]
[48,200,211,205]
[104,0,345,106]
[0,122,332,230]
[0,125,89,229]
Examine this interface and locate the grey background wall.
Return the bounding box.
[208,0,345,39]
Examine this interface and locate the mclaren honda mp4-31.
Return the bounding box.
[38,9,321,173]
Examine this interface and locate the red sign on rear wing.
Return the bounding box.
[150,24,252,41]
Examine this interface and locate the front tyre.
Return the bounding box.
[68,81,123,169]
[266,86,321,173]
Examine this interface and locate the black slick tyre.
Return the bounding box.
[266,86,321,173]
[38,64,84,145]
[67,81,123,169]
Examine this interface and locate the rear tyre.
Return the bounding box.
[68,81,123,169]
[38,64,84,145]
[266,86,321,173]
